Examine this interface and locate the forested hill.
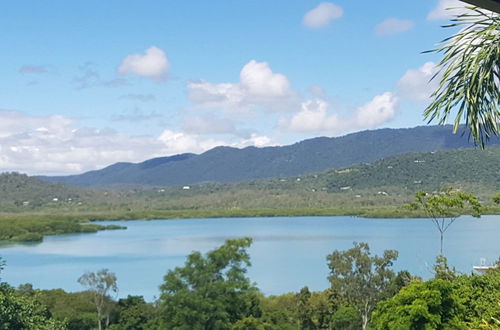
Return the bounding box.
[0,172,87,209]
[251,146,500,194]
[1,147,499,213]
[40,125,500,187]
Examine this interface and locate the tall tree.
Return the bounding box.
[78,269,118,330]
[409,189,481,255]
[371,279,465,329]
[424,7,500,147]
[326,242,398,330]
[158,237,261,329]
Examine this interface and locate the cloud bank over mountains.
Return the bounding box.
[2,1,462,175]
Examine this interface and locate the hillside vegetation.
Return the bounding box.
[39,125,500,187]
[0,146,499,242]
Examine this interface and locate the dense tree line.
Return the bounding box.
[1,238,499,329]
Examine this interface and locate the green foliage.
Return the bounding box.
[296,287,316,329]
[371,279,466,329]
[158,237,261,329]
[434,255,458,281]
[0,282,67,330]
[35,289,99,330]
[108,295,155,330]
[326,242,398,330]
[453,268,500,328]
[424,7,500,147]
[257,293,297,329]
[330,306,362,330]
[493,193,500,204]
[409,188,482,255]
[78,269,118,330]
[0,215,122,242]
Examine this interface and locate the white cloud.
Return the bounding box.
[397,62,439,102]
[118,46,169,81]
[0,110,279,175]
[282,99,342,133]
[187,60,296,113]
[355,92,398,128]
[188,81,246,111]
[157,130,225,155]
[233,134,277,148]
[280,93,398,135]
[240,60,290,98]
[374,18,414,36]
[428,0,467,20]
[302,2,343,29]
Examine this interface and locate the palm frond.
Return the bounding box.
[425,7,500,147]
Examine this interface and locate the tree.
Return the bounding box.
[371,279,465,329]
[453,268,500,328]
[295,287,315,329]
[108,295,155,330]
[78,269,118,330]
[326,242,398,330]
[424,7,500,147]
[493,193,500,204]
[0,282,67,330]
[409,189,481,255]
[330,306,362,330]
[158,237,261,329]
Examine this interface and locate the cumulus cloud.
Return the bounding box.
[233,134,277,148]
[188,60,297,113]
[428,0,468,20]
[188,81,245,110]
[397,62,439,102]
[302,2,343,29]
[118,46,170,81]
[0,110,278,175]
[157,130,226,155]
[374,18,414,36]
[240,60,290,98]
[355,92,399,128]
[282,99,341,133]
[280,93,398,135]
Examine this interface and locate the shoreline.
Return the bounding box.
[1,205,499,243]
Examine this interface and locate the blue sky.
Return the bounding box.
[0,0,469,175]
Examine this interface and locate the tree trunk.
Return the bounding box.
[440,232,444,255]
[97,306,103,330]
[362,314,369,330]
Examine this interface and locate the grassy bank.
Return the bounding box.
[1,204,498,243]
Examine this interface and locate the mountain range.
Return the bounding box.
[39,125,500,187]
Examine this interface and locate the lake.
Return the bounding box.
[1,216,499,301]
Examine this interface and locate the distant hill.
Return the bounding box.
[0,172,87,210]
[249,146,500,194]
[40,125,500,187]
[2,147,499,214]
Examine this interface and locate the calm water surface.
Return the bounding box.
[1,216,499,300]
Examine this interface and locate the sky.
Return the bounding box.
[0,0,472,175]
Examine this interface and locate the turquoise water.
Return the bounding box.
[1,216,499,301]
